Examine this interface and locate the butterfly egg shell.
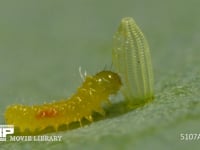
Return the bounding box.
[4,71,122,134]
[112,17,154,105]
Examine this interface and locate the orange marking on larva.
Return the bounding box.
[4,71,122,134]
[36,108,58,119]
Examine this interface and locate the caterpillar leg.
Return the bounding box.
[85,115,93,122]
[78,119,83,127]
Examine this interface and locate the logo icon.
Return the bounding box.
[0,125,14,141]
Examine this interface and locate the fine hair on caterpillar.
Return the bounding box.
[4,71,122,134]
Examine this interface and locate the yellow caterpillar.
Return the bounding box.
[4,71,121,133]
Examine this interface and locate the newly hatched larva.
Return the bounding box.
[4,71,121,133]
[112,17,154,105]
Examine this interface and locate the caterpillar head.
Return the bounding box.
[94,71,122,94]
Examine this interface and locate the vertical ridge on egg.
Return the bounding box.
[112,17,154,105]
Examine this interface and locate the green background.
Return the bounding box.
[1,0,200,149]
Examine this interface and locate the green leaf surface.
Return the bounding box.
[0,0,200,150]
